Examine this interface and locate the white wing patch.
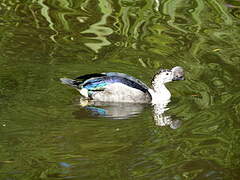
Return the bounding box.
[79,88,89,98]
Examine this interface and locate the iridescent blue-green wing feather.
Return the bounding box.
[82,77,110,91]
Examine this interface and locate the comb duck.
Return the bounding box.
[60,66,184,104]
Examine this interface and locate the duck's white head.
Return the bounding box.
[152,69,173,84]
[152,66,184,85]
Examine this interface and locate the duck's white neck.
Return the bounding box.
[149,81,171,104]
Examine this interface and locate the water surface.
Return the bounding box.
[0,0,240,179]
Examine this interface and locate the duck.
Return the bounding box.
[60,66,184,104]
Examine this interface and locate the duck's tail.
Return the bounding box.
[60,78,80,88]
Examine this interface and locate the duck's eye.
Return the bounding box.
[166,73,169,75]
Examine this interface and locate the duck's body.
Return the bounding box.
[90,83,151,103]
[61,72,152,103]
[60,67,184,104]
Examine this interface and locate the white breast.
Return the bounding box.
[148,88,171,104]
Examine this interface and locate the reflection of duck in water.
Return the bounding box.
[60,66,184,104]
[77,100,181,128]
[153,103,181,129]
[78,101,146,120]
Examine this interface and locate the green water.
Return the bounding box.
[0,0,240,179]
